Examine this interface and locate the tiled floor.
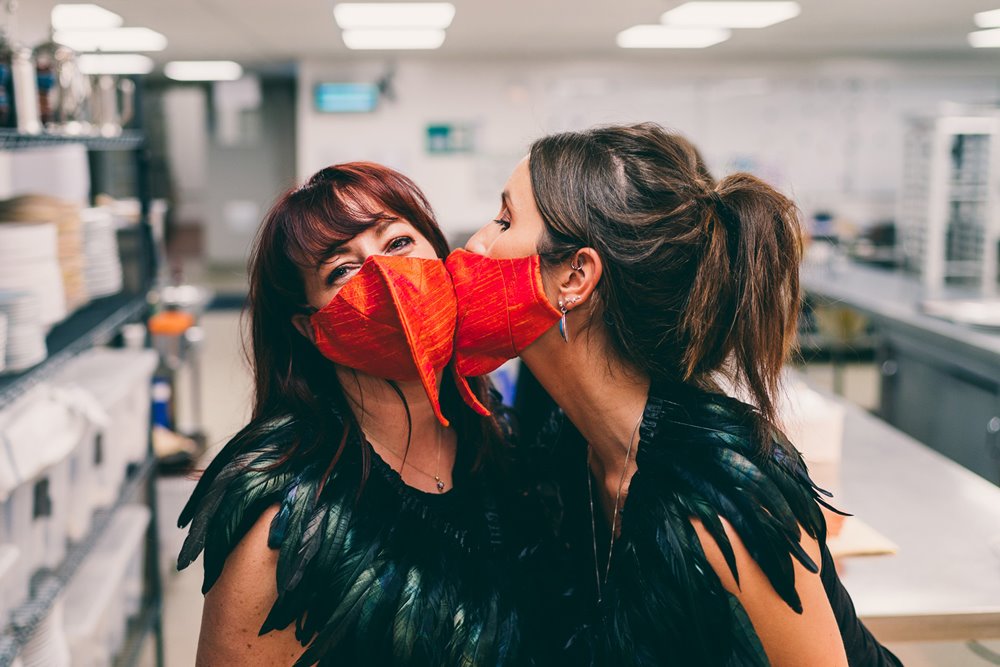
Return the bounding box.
[144,308,1000,666]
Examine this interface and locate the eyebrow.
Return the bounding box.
[315,216,400,269]
[501,190,514,213]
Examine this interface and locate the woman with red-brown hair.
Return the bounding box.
[449,123,902,666]
[176,163,542,666]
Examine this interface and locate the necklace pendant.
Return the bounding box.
[435,477,445,492]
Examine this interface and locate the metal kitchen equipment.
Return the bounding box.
[90,75,134,137]
[33,39,91,133]
[899,106,1000,296]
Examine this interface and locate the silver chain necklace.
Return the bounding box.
[587,412,643,605]
[366,425,448,493]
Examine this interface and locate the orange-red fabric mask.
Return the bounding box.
[310,254,488,427]
[445,248,562,377]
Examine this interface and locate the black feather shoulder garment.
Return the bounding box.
[176,410,533,666]
[530,378,902,667]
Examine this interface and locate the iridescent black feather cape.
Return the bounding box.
[176,408,531,666]
[523,378,849,666]
[605,380,844,666]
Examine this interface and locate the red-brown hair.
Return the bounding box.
[239,162,500,480]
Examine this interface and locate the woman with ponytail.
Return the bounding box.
[448,123,902,666]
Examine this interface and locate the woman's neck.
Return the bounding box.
[521,329,650,498]
[336,368,456,490]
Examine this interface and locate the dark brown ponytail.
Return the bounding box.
[683,173,802,424]
[529,123,802,428]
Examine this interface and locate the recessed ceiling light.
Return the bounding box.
[969,28,1000,48]
[617,25,730,49]
[165,61,244,81]
[53,27,168,52]
[342,28,446,49]
[662,2,801,28]
[334,3,455,29]
[51,4,122,31]
[77,53,154,75]
[974,9,1000,28]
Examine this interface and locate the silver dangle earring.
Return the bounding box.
[558,296,580,343]
[558,298,569,342]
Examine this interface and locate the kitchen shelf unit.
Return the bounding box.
[0,127,164,667]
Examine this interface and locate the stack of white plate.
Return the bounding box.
[0,290,47,373]
[80,208,123,299]
[0,196,89,315]
[0,224,66,329]
[0,311,7,373]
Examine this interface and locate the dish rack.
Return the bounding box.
[899,107,1000,294]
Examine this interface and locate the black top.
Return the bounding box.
[177,404,543,666]
[518,376,903,666]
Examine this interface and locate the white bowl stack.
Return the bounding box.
[79,208,123,300]
[0,290,47,373]
[0,223,65,328]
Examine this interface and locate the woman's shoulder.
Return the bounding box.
[598,382,841,664]
[630,380,835,611]
[176,414,335,592]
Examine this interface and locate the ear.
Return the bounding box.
[558,247,602,310]
[291,313,317,344]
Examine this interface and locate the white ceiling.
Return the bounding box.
[16,0,1000,65]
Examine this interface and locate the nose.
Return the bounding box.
[464,223,496,255]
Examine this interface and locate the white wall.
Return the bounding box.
[162,87,210,226]
[162,81,296,267]
[297,57,1000,239]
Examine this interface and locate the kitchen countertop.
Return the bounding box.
[827,383,1000,641]
[800,261,1000,369]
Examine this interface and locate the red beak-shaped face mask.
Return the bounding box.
[445,248,562,377]
[310,254,487,426]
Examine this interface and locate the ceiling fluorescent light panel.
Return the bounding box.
[78,53,154,75]
[334,3,455,29]
[617,25,731,49]
[663,2,801,29]
[342,28,446,50]
[53,27,168,52]
[974,9,1000,28]
[165,61,244,81]
[51,4,123,31]
[969,28,1000,48]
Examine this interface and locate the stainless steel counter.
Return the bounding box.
[801,261,1000,486]
[801,261,1000,369]
[832,387,1000,641]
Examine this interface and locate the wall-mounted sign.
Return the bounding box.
[314,82,379,113]
[426,122,476,154]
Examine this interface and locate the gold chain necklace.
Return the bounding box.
[587,412,643,604]
[366,425,448,493]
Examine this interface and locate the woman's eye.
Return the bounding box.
[387,236,414,252]
[493,217,511,232]
[326,264,357,286]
